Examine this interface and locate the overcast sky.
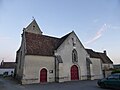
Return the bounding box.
[0,0,120,64]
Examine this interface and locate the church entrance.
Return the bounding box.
[71,65,79,80]
[40,68,47,83]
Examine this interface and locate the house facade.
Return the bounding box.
[114,64,120,70]
[0,60,15,76]
[15,20,113,84]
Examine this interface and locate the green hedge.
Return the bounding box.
[111,70,120,74]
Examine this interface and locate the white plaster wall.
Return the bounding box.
[102,64,113,70]
[56,32,88,82]
[0,69,14,75]
[22,55,55,84]
[90,58,103,79]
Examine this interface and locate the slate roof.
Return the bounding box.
[25,32,71,56]
[86,49,113,64]
[0,62,16,69]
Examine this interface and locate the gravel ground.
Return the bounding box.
[0,77,110,90]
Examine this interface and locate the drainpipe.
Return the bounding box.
[55,56,57,82]
[54,50,57,82]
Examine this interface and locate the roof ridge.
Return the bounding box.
[25,32,60,56]
[60,31,73,39]
[86,48,113,64]
[43,34,60,40]
[55,31,72,49]
[25,32,60,39]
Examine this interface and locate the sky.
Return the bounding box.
[0,0,120,64]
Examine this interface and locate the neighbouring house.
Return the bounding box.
[15,19,113,84]
[114,64,120,70]
[0,60,16,76]
[86,49,113,78]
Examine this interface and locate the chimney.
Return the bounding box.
[104,50,107,55]
[1,60,4,66]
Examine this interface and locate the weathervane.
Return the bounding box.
[32,16,35,20]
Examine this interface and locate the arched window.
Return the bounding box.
[72,49,78,63]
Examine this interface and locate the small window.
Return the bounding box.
[33,25,35,30]
[72,49,78,63]
[72,38,76,46]
[11,71,13,74]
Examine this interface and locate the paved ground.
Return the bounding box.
[0,77,111,90]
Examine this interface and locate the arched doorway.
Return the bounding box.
[71,65,79,80]
[40,68,47,83]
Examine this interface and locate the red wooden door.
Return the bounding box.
[71,65,79,80]
[40,68,47,83]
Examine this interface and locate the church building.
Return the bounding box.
[15,19,113,84]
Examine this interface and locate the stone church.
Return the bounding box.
[15,19,113,84]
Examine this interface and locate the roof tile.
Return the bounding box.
[86,49,113,64]
[25,32,71,56]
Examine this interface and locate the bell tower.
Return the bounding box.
[25,19,43,34]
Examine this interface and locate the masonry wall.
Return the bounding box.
[56,32,88,82]
[102,64,113,70]
[22,55,55,84]
[25,20,42,34]
[90,58,103,79]
[15,32,26,80]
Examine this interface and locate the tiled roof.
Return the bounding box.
[86,49,113,64]
[0,62,16,69]
[98,53,113,64]
[55,32,72,49]
[85,49,100,58]
[25,32,71,56]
